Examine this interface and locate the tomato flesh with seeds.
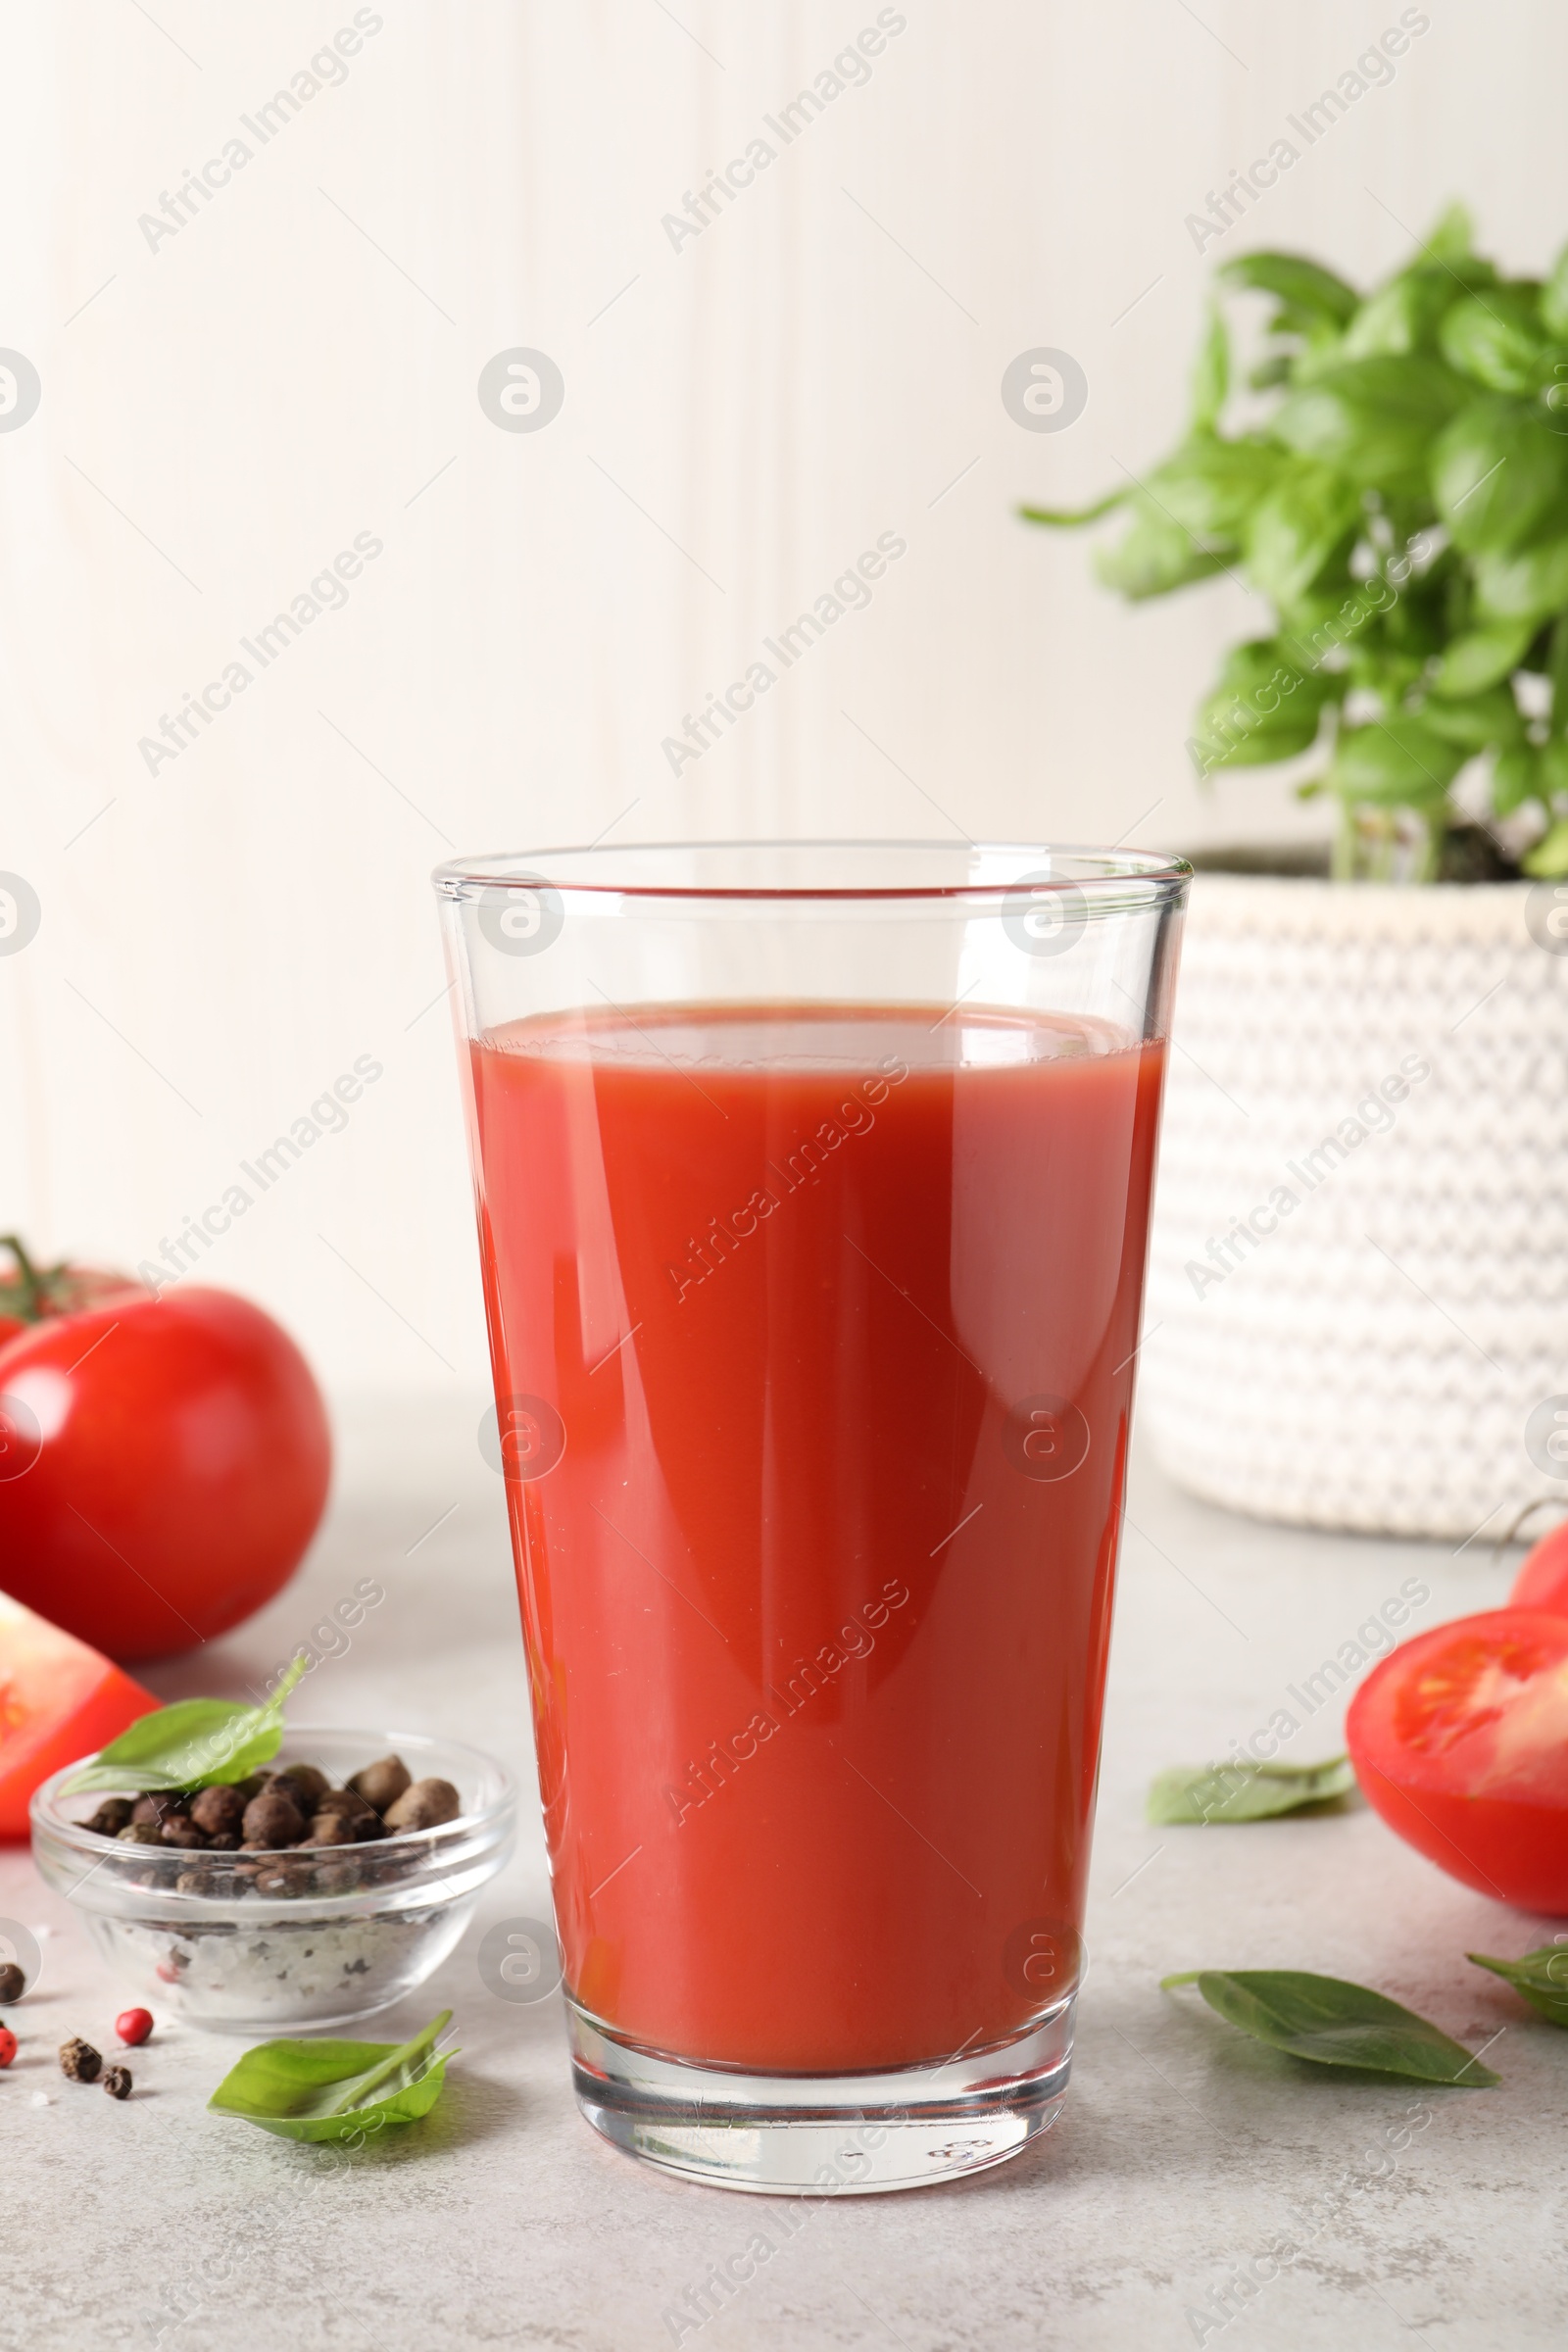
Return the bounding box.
[1348,1609,1568,1914]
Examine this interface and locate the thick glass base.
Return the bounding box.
[568,1998,1074,2194]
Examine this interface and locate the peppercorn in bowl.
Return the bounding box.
[30,1729,516,2033]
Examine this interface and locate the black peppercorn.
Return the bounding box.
[175,1866,226,1896]
[349,1755,411,1812]
[270,1765,329,1813]
[0,1962,23,2002]
[305,1813,357,1846]
[86,1798,134,1837]
[130,1791,189,1826]
[190,1784,246,1838]
[311,1860,361,1894]
[59,2036,102,2082]
[383,1778,461,1832]
[102,2064,132,2099]
[313,1788,375,1825]
[252,1858,310,1897]
[241,1789,306,1848]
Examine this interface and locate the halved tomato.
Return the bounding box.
[1510,1520,1568,1618]
[0,1591,158,1838]
[1347,1609,1568,1914]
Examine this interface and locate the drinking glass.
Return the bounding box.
[434,841,1188,2192]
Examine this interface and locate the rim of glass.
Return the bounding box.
[432,839,1191,905]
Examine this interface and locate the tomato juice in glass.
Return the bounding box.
[437,845,1187,2192]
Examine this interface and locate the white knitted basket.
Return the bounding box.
[1140,870,1568,1538]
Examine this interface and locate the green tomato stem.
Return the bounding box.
[0,1234,46,1318]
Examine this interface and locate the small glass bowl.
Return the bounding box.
[30,1728,516,2034]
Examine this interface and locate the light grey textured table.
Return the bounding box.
[6,1394,1561,2351]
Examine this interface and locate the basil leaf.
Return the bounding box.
[1148,1756,1354,1826]
[1523,817,1568,877]
[1329,715,1465,807]
[1244,463,1361,607]
[1421,201,1480,268]
[1427,616,1536,696]
[1145,436,1286,542]
[1543,242,1568,343]
[1432,397,1568,554]
[1492,745,1543,815]
[61,1654,309,1795]
[1213,637,1327,702]
[208,2010,456,2143]
[1342,268,1462,361]
[1095,504,1230,601]
[1440,289,1549,394]
[1289,327,1352,385]
[1419,684,1524,752]
[1161,1970,1499,2086]
[1548,614,1568,732]
[1191,304,1229,433]
[1273,356,1471,490]
[1474,536,1568,623]
[1217,251,1358,328]
[1469,1947,1568,2027]
[61,1701,262,1795]
[1191,642,1331,772]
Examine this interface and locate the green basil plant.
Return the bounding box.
[1024,204,1568,882]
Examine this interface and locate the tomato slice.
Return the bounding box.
[0,1591,159,1839]
[1509,1521,1568,1618]
[1348,1609,1568,1915]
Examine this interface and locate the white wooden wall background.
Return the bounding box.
[0,0,1560,1396]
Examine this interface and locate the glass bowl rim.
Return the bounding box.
[431,838,1193,906]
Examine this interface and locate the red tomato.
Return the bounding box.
[0,1590,159,1838]
[1347,1608,1568,1915]
[0,1287,329,1661]
[1509,1520,1568,1618]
